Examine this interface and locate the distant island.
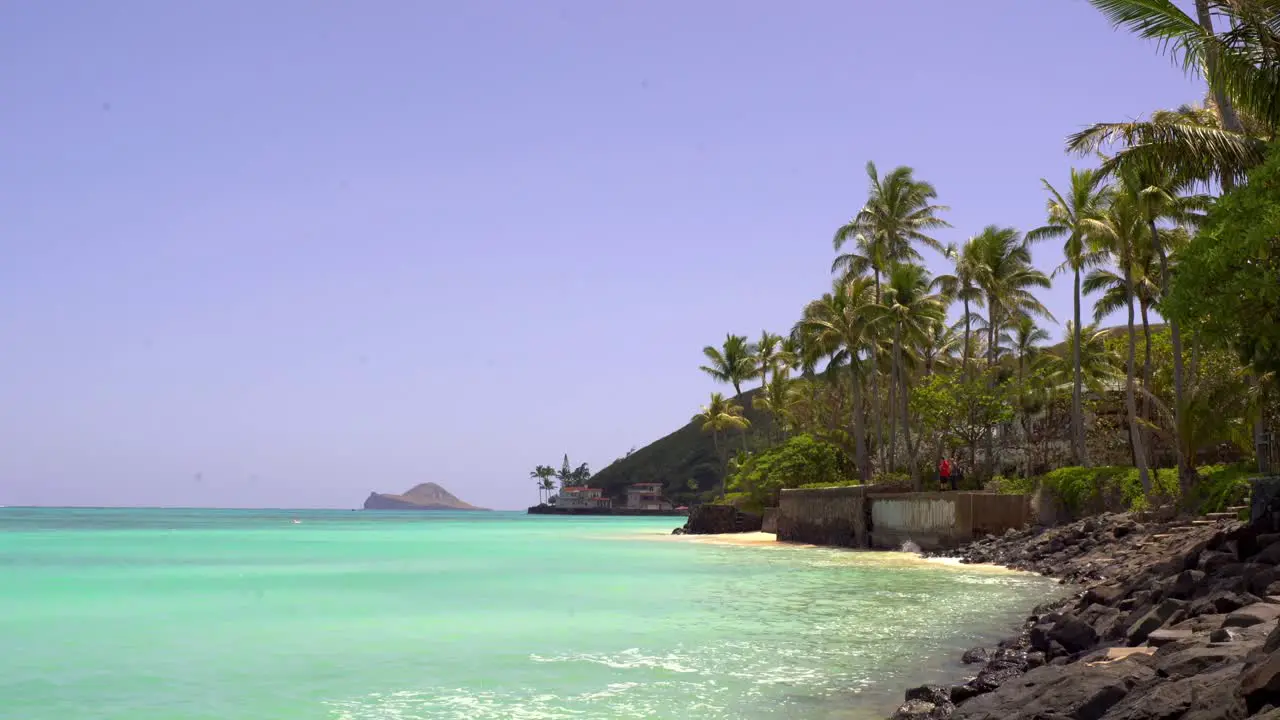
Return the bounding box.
[363,482,489,511]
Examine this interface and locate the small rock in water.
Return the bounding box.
[961,647,989,665]
[901,540,922,554]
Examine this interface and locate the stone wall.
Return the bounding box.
[777,485,873,547]
[681,504,763,534]
[761,507,778,534]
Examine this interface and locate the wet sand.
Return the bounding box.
[626,529,1033,574]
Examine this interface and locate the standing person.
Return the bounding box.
[938,457,952,491]
[952,463,964,492]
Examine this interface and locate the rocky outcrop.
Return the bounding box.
[362,482,488,510]
[889,507,1280,719]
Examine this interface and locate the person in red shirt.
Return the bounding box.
[938,458,953,491]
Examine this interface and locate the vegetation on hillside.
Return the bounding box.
[589,0,1280,510]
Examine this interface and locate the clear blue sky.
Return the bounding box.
[1,1,1200,509]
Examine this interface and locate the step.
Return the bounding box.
[1205,512,1238,520]
[1228,506,1249,512]
[1190,520,1218,526]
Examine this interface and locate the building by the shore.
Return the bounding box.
[554,486,611,510]
[625,482,672,511]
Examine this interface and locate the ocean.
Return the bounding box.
[0,508,1057,719]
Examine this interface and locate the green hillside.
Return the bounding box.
[590,387,774,505]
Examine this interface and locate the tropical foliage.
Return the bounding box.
[589,0,1280,509]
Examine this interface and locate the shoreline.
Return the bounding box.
[647,529,1037,576]
[652,514,1280,719]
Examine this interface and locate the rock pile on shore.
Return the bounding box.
[893,512,1280,720]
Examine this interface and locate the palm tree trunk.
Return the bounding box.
[714,431,726,499]
[1258,382,1272,475]
[1152,224,1195,498]
[1141,300,1154,466]
[871,366,884,474]
[986,303,998,478]
[850,366,870,482]
[888,343,898,474]
[1124,270,1152,495]
[1073,269,1088,467]
[895,324,920,490]
[1195,0,1244,138]
[963,297,972,380]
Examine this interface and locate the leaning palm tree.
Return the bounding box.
[1072,0,1279,186]
[694,392,750,498]
[1027,168,1112,466]
[1084,238,1160,408]
[876,263,946,488]
[700,334,755,397]
[1119,163,1208,496]
[796,276,882,480]
[1084,195,1154,494]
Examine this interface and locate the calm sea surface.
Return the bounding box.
[0,508,1058,719]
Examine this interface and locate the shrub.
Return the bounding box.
[725,434,851,508]
[1039,464,1253,515]
[987,474,1036,496]
[1195,463,1255,514]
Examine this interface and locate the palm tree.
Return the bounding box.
[796,276,881,481]
[969,225,1052,477]
[971,227,1054,372]
[751,330,787,388]
[833,162,949,473]
[1084,195,1153,494]
[1083,238,1160,418]
[700,334,755,397]
[1027,168,1112,466]
[694,392,750,498]
[1072,0,1279,186]
[877,263,946,488]
[1002,316,1052,388]
[1002,315,1052,471]
[832,162,952,302]
[753,369,793,442]
[1052,321,1123,396]
[934,238,987,380]
[530,465,556,504]
[1120,164,1208,496]
[540,476,556,503]
[917,319,960,377]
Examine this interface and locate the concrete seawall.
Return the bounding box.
[777,486,1031,550]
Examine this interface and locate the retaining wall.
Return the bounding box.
[868,492,1032,550]
[779,487,1032,550]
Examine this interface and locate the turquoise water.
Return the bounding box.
[0,509,1057,719]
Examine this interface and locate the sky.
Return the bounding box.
[0,1,1203,510]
